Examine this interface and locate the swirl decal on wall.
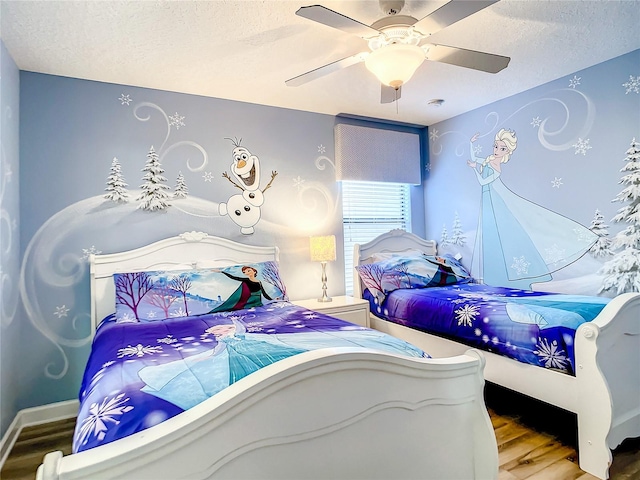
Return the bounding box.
[289,154,338,232]
[133,102,208,172]
[314,155,335,171]
[431,88,595,157]
[1,104,19,328]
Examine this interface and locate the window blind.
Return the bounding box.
[342,181,412,295]
[334,124,422,185]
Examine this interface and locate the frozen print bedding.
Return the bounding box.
[73,302,427,453]
[363,283,610,376]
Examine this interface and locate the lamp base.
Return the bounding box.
[318,261,331,303]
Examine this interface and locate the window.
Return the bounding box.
[341,181,412,295]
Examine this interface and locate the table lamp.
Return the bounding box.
[309,235,337,302]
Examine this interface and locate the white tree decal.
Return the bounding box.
[600,138,640,294]
[589,209,612,258]
[137,146,171,212]
[450,211,466,246]
[104,157,129,204]
[174,171,188,199]
[440,224,449,246]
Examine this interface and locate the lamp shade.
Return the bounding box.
[310,235,337,262]
[365,43,425,89]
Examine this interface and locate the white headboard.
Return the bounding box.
[89,231,280,334]
[352,229,437,299]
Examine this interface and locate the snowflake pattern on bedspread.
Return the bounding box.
[74,393,134,450]
[364,283,609,375]
[73,302,427,453]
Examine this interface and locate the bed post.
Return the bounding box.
[353,243,363,299]
[36,451,62,480]
[574,322,613,479]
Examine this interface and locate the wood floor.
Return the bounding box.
[2,384,639,480]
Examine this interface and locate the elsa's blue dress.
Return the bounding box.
[470,145,597,290]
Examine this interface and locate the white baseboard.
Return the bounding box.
[0,399,78,471]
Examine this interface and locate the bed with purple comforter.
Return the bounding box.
[364,283,610,376]
[73,302,426,453]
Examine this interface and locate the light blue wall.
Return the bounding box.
[425,50,639,295]
[17,73,427,409]
[0,40,21,436]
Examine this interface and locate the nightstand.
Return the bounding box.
[291,295,370,328]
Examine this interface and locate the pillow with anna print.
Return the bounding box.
[355,254,472,305]
[113,261,288,323]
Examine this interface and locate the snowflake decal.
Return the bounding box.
[544,244,566,266]
[157,335,178,345]
[429,129,439,141]
[75,393,134,448]
[622,75,640,94]
[292,176,305,191]
[318,144,326,154]
[572,138,592,155]
[510,256,530,276]
[147,311,157,319]
[551,177,563,188]
[473,144,483,156]
[530,116,542,128]
[304,312,319,320]
[534,338,568,370]
[82,245,102,260]
[118,94,132,105]
[568,75,581,89]
[54,305,69,318]
[455,304,480,327]
[168,112,186,130]
[202,172,214,182]
[117,344,162,358]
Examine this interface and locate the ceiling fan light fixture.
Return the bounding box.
[365,43,425,89]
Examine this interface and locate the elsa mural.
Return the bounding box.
[467,128,597,289]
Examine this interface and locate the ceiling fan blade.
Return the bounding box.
[413,1,498,36]
[296,5,380,37]
[381,85,402,104]
[427,44,510,73]
[285,53,367,87]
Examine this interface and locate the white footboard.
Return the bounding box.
[575,292,640,479]
[37,348,497,480]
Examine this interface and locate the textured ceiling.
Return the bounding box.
[2,0,639,126]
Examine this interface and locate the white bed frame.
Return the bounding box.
[37,231,499,480]
[353,229,640,480]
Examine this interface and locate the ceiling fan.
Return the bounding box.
[286,0,510,103]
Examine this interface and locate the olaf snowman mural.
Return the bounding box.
[219,138,278,235]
